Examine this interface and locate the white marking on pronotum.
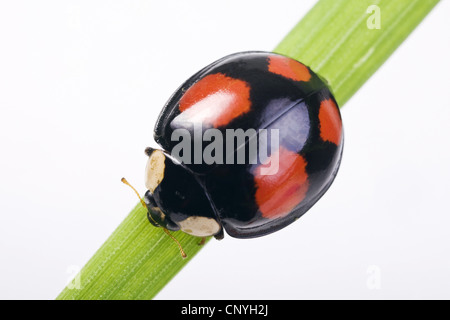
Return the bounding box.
[145,149,166,193]
[178,216,221,237]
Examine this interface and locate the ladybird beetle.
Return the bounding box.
[135,51,343,246]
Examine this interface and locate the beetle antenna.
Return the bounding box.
[162,228,187,259]
[121,177,187,259]
[121,177,147,209]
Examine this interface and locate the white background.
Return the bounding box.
[0,0,449,300]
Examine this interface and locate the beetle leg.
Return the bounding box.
[198,237,206,246]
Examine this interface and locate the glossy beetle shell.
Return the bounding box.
[151,51,343,238]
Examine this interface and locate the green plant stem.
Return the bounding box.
[57,0,439,300]
[57,203,209,300]
[275,0,439,106]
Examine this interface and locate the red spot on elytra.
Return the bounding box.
[253,147,309,219]
[268,55,311,82]
[178,73,251,128]
[318,98,342,145]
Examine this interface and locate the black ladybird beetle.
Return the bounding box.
[125,51,343,255]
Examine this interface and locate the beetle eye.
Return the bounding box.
[145,149,166,193]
